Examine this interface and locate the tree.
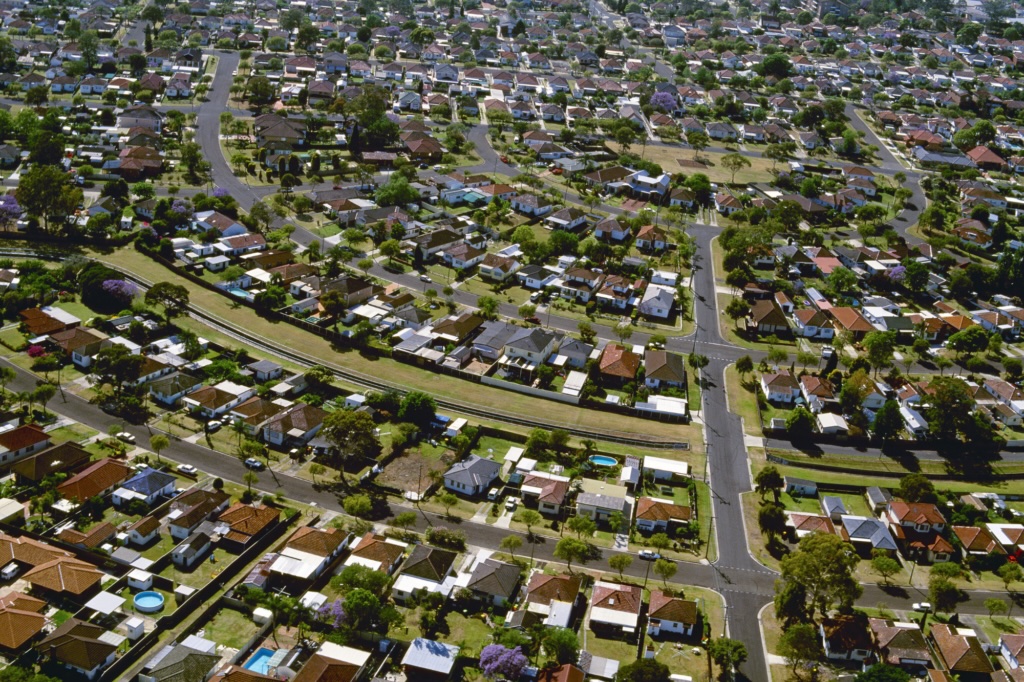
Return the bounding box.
[375,174,419,207]
[398,391,436,429]
[778,623,820,675]
[736,355,754,377]
[946,325,989,359]
[862,331,897,375]
[871,553,901,585]
[150,434,169,464]
[566,514,596,539]
[615,659,670,682]
[897,473,936,503]
[778,532,861,621]
[687,130,709,158]
[652,558,677,585]
[758,503,787,543]
[721,153,751,184]
[650,532,672,552]
[986,598,1008,617]
[437,492,458,516]
[578,321,596,344]
[725,298,750,328]
[343,494,373,517]
[785,406,815,441]
[14,165,82,233]
[872,400,904,441]
[500,534,522,558]
[242,470,259,496]
[609,553,633,579]
[553,537,589,573]
[708,638,747,678]
[479,645,528,680]
[754,465,784,503]
[543,628,579,665]
[93,344,145,401]
[517,509,542,536]
[924,377,975,441]
[144,282,190,324]
[929,577,960,614]
[248,76,276,105]
[827,266,858,294]
[999,562,1023,590]
[393,511,418,532]
[321,410,382,484]
[309,463,326,483]
[478,296,500,320]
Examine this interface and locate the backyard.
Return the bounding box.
[203,608,260,650]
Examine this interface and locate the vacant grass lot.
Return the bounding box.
[203,608,259,649]
[95,247,700,446]
[642,147,777,185]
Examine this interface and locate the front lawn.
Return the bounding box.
[440,612,493,657]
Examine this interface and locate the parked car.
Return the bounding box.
[206,420,223,433]
[912,602,931,612]
[244,458,265,470]
[116,432,136,444]
[420,274,432,283]
[821,345,834,359]
[505,497,519,511]
[177,464,198,475]
[639,550,661,561]
[487,488,501,501]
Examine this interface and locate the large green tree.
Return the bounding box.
[778,532,862,621]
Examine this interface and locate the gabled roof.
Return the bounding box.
[146,645,220,682]
[286,526,344,557]
[636,497,692,523]
[37,617,116,671]
[57,459,132,503]
[349,533,404,569]
[444,455,500,488]
[598,344,641,379]
[644,350,685,383]
[648,590,697,624]
[931,623,994,674]
[888,500,945,526]
[592,581,642,614]
[537,664,585,682]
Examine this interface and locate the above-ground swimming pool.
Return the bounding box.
[589,455,618,467]
[133,591,165,613]
[245,648,276,675]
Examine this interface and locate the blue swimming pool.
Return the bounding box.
[244,648,275,675]
[589,455,618,467]
[228,288,249,298]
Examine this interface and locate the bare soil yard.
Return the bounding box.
[378,448,456,495]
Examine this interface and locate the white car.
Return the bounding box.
[116,432,136,444]
[821,345,834,359]
[206,420,223,433]
[177,464,198,475]
[419,274,432,283]
[912,602,931,612]
[639,550,661,561]
[505,497,519,511]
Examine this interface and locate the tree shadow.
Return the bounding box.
[878,584,909,599]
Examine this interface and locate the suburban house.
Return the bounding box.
[930,624,994,681]
[443,455,501,496]
[635,497,692,534]
[37,618,118,680]
[401,639,459,681]
[869,618,931,672]
[466,557,520,605]
[646,590,698,637]
[820,615,873,662]
[112,468,177,507]
[644,350,686,390]
[520,472,571,515]
[590,581,643,637]
[510,573,582,629]
[576,479,628,522]
[343,533,406,575]
[391,545,458,603]
[270,526,349,584]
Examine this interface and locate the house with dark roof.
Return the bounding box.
[139,644,220,682]
[869,618,931,672]
[748,299,789,334]
[520,471,571,515]
[820,614,873,662]
[11,441,91,483]
[644,350,685,390]
[508,572,581,629]
[391,545,458,603]
[113,468,177,507]
[57,523,116,550]
[37,618,117,680]
[262,403,327,447]
[647,590,697,637]
[0,425,51,466]
[216,503,280,552]
[24,556,104,598]
[467,557,520,605]
[443,455,500,496]
[270,526,349,584]
[172,532,211,569]
[149,372,204,406]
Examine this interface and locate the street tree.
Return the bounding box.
[652,558,677,585]
[986,598,1009,617]
[758,503,787,544]
[343,494,373,518]
[437,492,458,517]
[554,537,589,573]
[862,330,897,375]
[500,534,523,559]
[516,509,542,536]
[736,355,754,377]
[687,130,709,158]
[708,638,747,680]
[778,623,821,676]
[150,434,169,464]
[609,553,633,579]
[566,514,596,539]
[999,562,1023,590]
[929,577,960,614]
[725,298,749,328]
[872,400,904,441]
[871,552,901,585]
[478,296,500,319]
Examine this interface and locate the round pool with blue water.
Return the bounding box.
[589,455,618,467]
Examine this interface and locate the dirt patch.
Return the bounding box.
[677,159,708,168]
[378,448,454,495]
[621,198,649,211]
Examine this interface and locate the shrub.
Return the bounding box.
[425,526,467,550]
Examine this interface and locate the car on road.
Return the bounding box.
[524,316,541,325]
[505,497,519,511]
[912,602,931,612]
[419,163,429,169]
[821,345,834,359]
[638,550,661,561]
[206,420,223,433]
[419,274,432,283]
[244,458,265,470]
[116,432,136,444]
[177,464,198,475]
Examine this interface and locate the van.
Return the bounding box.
[487,488,500,501]
[1,562,18,581]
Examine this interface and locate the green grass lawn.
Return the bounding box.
[161,547,235,589]
[203,608,260,649]
[0,328,27,351]
[48,423,99,444]
[441,612,493,657]
[139,532,178,561]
